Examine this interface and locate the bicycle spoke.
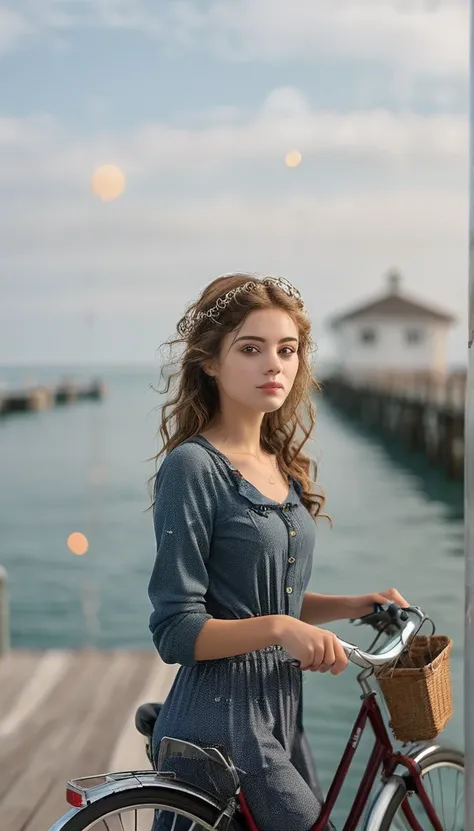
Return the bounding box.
[451,771,463,831]
[102,818,125,831]
[437,767,446,829]
[102,816,134,831]
[427,773,436,808]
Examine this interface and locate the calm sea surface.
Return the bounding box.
[0,365,464,825]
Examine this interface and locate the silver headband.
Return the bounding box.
[178,273,306,338]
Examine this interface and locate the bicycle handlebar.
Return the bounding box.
[284,606,426,670]
[338,606,425,669]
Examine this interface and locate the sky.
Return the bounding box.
[0,0,469,367]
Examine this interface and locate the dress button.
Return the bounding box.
[286,586,293,594]
[288,557,296,564]
[283,506,289,513]
[289,530,296,537]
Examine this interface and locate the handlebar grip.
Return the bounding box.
[373,601,407,618]
[354,602,409,632]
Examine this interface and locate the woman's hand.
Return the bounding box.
[346,588,410,620]
[279,617,349,674]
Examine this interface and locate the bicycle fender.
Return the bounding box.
[48,772,236,831]
[362,775,406,831]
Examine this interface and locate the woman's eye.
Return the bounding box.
[241,345,296,355]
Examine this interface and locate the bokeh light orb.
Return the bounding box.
[67,532,89,556]
[91,164,125,201]
[285,150,302,168]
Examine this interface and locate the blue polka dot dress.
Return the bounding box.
[148,436,324,831]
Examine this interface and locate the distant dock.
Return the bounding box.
[0,648,176,831]
[322,372,466,479]
[0,379,105,417]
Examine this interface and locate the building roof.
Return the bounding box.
[329,271,456,329]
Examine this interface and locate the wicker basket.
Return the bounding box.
[375,635,453,743]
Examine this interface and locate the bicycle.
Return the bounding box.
[48,605,464,831]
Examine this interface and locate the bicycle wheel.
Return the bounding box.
[370,746,464,831]
[50,786,246,831]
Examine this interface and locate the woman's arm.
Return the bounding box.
[300,588,409,626]
[300,593,353,625]
[194,615,284,661]
[148,444,216,666]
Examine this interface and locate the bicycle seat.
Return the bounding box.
[135,702,162,737]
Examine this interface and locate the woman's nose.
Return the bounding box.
[265,352,283,374]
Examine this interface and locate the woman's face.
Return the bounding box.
[210,307,300,414]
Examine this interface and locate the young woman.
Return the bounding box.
[147,273,408,831]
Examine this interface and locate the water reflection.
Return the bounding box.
[320,395,464,525]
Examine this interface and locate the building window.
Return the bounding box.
[405,328,424,345]
[360,327,376,344]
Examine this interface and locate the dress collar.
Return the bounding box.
[186,435,301,510]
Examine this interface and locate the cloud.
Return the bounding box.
[1,179,467,365]
[201,0,468,76]
[0,88,467,340]
[2,187,466,275]
[125,102,467,174]
[0,8,29,54]
[4,1,468,82]
[0,88,467,192]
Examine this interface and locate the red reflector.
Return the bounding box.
[66,788,84,808]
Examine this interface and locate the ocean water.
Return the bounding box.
[0,365,464,825]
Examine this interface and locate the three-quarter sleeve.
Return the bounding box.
[148,443,216,666]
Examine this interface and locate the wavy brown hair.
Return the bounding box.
[148,273,327,520]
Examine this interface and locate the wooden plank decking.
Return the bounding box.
[0,650,177,831]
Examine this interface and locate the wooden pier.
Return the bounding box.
[322,372,466,479]
[0,649,177,831]
[0,380,105,417]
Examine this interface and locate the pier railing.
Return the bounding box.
[322,371,466,479]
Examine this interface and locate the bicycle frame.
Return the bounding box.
[236,690,444,831]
